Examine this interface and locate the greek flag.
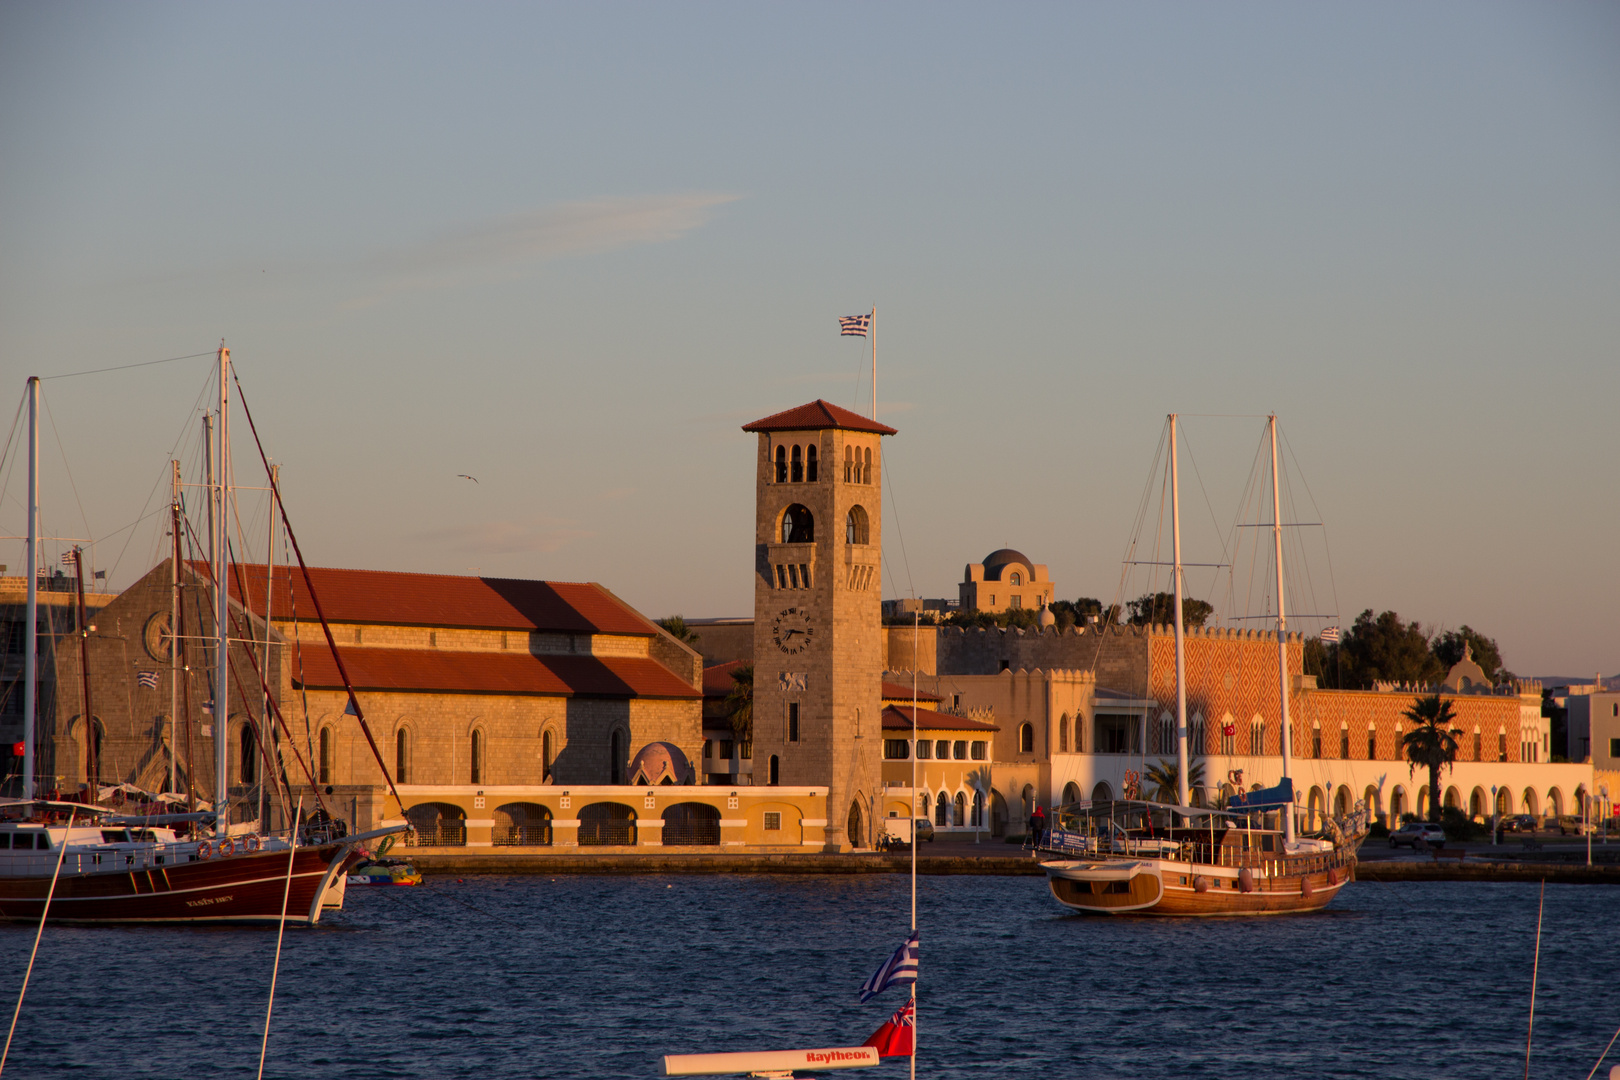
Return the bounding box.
[839,314,871,338]
[858,931,918,1002]
[1321,626,1341,644]
[137,670,160,689]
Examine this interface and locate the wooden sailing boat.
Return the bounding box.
[0,350,406,924]
[1039,414,1367,916]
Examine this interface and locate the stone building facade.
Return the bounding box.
[958,548,1053,615]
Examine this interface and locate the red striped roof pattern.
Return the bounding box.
[292,647,700,699]
[208,563,659,635]
[741,399,897,436]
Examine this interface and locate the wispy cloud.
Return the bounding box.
[349,192,740,305]
[413,516,594,556]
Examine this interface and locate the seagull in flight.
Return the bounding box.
[457,474,479,483]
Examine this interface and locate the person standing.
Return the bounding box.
[1029,804,1047,847]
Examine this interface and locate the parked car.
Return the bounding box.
[1501,814,1538,834]
[1556,815,1596,836]
[878,816,935,850]
[1389,822,1447,849]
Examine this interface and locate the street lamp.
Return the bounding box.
[1490,785,1498,846]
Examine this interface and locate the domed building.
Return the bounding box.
[959,548,1053,615]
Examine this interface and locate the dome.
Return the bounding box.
[982,548,1034,582]
[627,741,695,786]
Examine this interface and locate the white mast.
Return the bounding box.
[214,345,230,837]
[1269,415,1296,844]
[1170,415,1190,807]
[870,307,877,421]
[21,377,39,802]
[259,462,278,831]
[170,460,181,797]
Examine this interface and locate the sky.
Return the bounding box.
[0,2,1616,677]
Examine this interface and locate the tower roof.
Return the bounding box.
[741,399,897,435]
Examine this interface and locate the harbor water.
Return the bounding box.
[1,875,1613,1078]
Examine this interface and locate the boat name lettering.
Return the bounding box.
[185,895,233,908]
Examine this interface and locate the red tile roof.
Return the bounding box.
[881,680,941,703]
[292,647,700,699]
[206,563,661,635]
[742,399,897,436]
[882,705,1000,732]
[702,660,751,698]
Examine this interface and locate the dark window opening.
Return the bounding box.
[774,445,787,483]
[790,444,803,483]
[805,445,818,482]
[782,504,814,543]
[788,702,800,743]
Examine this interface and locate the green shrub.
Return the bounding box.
[1441,806,1486,841]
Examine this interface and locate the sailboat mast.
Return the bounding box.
[72,548,95,800]
[214,345,230,838]
[260,463,277,831]
[1170,415,1190,806]
[169,461,182,798]
[1269,415,1296,844]
[21,377,39,802]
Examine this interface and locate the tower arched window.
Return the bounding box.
[542,729,554,780]
[1019,723,1034,753]
[790,445,803,483]
[240,721,257,785]
[846,505,869,545]
[395,727,409,785]
[844,446,853,482]
[806,444,818,482]
[319,726,333,786]
[774,445,787,483]
[610,730,624,784]
[470,728,483,785]
[862,448,872,484]
[782,504,814,543]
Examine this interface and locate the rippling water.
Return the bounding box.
[1,874,1613,1078]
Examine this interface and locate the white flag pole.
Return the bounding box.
[870,306,877,421]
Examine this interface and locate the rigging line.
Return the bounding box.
[0,806,76,1078]
[224,534,295,827]
[103,469,173,588]
[1582,1018,1620,1080]
[38,392,94,573]
[881,447,916,600]
[1175,422,1234,614]
[1279,424,1341,636]
[1088,423,1167,673]
[39,350,214,382]
[257,798,301,1080]
[0,391,25,492]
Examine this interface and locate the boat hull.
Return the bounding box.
[1044,855,1353,917]
[0,845,363,925]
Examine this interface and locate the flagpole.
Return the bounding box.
[910,605,917,1080]
[870,306,877,421]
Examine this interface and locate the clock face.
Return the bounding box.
[771,607,815,655]
[143,612,173,662]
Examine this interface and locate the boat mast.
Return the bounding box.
[260,462,277,831]
[1269,415,1296,844]
[1170,415,1190,807]
[71,547,95,801]
[21,377,39,802]
[169,461,181,797]
[214,345,230,838]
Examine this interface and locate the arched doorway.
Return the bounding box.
[1307,786,1325,831]
[990,790,1008,837]
[1092,782,1113,801]
[847,800,864,849]
[493,803,552,846]
[406,802,467,847]
[1548,788,1564,818]
[1334,787,1351,817]
[1522,788,1539,817]
[1444,787,1461,811]
[1390,786,1407,821]
[579,802,636,846]
[1469,788,1487,821]
[1365,785,1382,822]
[1061,781,1081,804]
[663,803,721,846]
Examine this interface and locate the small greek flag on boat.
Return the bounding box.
[838,314,871,337]
[201,699,214,715]
[1321,626,1341,644]
[858,931,918,1002]
[136,670,160,689]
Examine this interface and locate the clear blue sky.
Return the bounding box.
[1,2,1615,676]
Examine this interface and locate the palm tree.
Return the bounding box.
[724,664,754,751]
[656,615,701,649]
[1144,758,1206,804]
[1401,695,1462,823]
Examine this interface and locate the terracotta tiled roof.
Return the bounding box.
[702,659,751,698]
[882,705,1000,732]
[741,399,897,436]
[292,647,700,699]
[880,680,941,703]
[205,563,660,635]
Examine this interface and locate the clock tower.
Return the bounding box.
[743,400,896,851]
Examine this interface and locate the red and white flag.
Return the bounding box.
[862,999,914,1058]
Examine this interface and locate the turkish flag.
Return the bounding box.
[862,1000,914,1057]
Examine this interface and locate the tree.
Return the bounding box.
[724,664,754,747]
[1049,597,1120,631]
[1401,695,1462,824]
[1126,592,1214,629]
[1143,757,1206,805]
[656,616,701,649]
[1431,625,1506,684]
[1338,610,1443,688]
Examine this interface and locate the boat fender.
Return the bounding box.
[1238,868,1255,893]
[243,835,260,854]
[196,840,212,860]
[219,838,236,857]
[1300,876,1314,898]
[1193,876,1210,893]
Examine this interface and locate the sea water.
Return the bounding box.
[0,875,1612,1079]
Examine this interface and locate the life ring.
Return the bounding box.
[243,835,261,854]
[218,838,236,857]
[196,840,212,860]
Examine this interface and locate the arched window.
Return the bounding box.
[1339,725,1350,759]
[318,726,332,786]
[781,504,814,543]
[972,789,985,826]
[610,730,624,784]
[1311,725,1322,759]
[769,754,780,785]
[862,448,872,484]
[935,791,949,827]
[1058,713,1069,753]
[1062,781,1081,804]
[494,803,552,846]
[240,721,257,785]
[1019,723,1034,753]
[805,444,818,482]
[1074,715,1084,753]
[542,729,554,780]
[1191,713,1205,754]
[469,728,483,785]
[395,727,409,784]
[774,444,787,483]
[953,791,967,826]
[1010,571,1023,586]
[1250,716,1265,755]
[790,444,803,483]
[846,505,869,545]
[844,446,853,482]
